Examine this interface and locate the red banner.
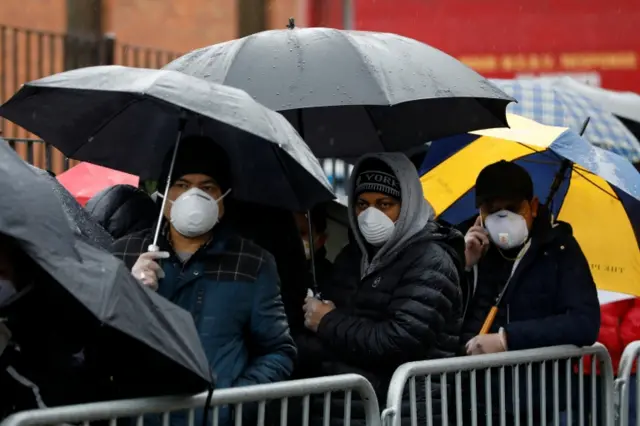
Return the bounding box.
[309,0,640,92]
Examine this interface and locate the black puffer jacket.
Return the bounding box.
[85,184,157,240]
[297,153,465,426]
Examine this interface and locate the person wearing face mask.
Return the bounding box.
[299,153,466,426]
[457,160,600,425]
[110,136,296,426]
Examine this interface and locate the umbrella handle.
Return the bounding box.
[150,111,188,251]
[479,306,498,335]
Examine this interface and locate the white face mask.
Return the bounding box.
[0,278,17,308]
[167,188,231,238]
[484,209,529,250]
[357,207,395,247]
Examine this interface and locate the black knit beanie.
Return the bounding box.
[158,135,232,192]
[354,159,401,200]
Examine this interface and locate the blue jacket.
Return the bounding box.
[112,224,296,424]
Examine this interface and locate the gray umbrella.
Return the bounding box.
[27,164,114,250]
[164,25,514,158]
[0,65,335,212]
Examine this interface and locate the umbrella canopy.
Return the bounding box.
[57,162,139,206]
[0,65,334,211]
[164,26,514,159]
[28,164,114,250]
[555,77,640,123]
[0,140,211,394]
[554,77,640,142]
[420,114,640,299]
[490,78,640,162]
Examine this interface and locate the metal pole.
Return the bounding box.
[237,0,267,37]
[342,0,354,30]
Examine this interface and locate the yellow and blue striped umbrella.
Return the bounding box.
[420,114,640,298]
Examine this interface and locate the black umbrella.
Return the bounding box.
[0,65,335,212]
[28,164,114,250]
[0,139,212,395]
[163,24,514,159]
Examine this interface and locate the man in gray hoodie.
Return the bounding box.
[300,152,465,425]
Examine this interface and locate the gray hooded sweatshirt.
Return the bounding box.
[312,152,465,426]
[347,152,436,276]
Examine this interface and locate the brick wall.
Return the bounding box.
[0,0,306,52]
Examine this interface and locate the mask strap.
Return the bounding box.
[217,188,232,202]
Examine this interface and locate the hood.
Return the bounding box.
[348,152,435,275]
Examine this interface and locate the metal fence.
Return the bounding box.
[382,344,615,426]
[0,345,635,426]
[0,24,181,172]
[0,374,381,426]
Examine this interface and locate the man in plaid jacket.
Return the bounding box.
[111,136,296,425]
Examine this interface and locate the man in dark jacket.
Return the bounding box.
[110,136,296,426]
[300,152,466,425]
[459,160,600,424]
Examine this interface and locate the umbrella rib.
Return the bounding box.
[572,167,622,202]
[67,96,144,159]
[337,30,391,102]
[517,142,622,202]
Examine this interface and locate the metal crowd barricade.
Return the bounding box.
[615,341,640,426]
[0,374,381,426]
[381,345,615,426]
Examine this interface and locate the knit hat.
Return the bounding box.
[158,135,232,192]
[354,159,401,200]
[475,160,533,207]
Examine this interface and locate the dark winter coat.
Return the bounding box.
[296,153,466,426]
[85,184,157,240]
[457,207,600,424]
[111,223,296,426]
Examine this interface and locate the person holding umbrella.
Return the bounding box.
[299,152,466,425]
[111,135,296,426]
